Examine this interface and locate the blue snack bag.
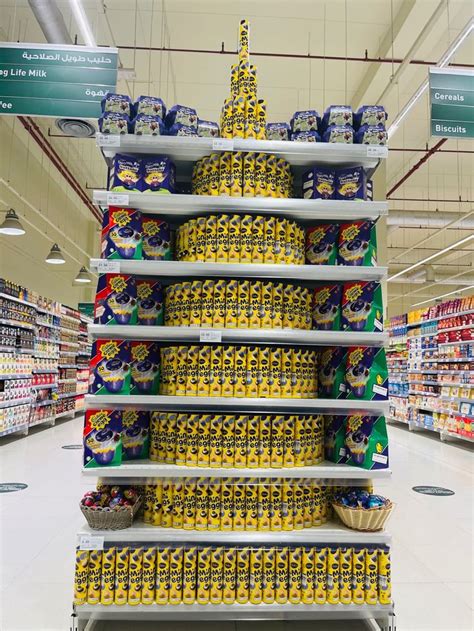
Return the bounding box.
[98,112,130,135]
[132,114,164,136]
[197,120,220,137]
[266,122,291,141]
[140,156,176,194]
[134,95,166,118]
[355,125,388,145]
[167,123,199,137]
[291,109,320,132]
[101,92,132,115]
[322,125,353,143]
[302,167,336,199]
[111,154,141,192]
[354,105,387,128]
[291,131,320,142]
[165,104,198,129]
[321,105,353,130]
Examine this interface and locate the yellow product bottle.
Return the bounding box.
[281,480,294,531]
[257,477,271,530]
[266,154,278,198]
[233,477,247,530]
[378,547,392,605]
[188,280,203,327]
[258,346,271,397]
[175,346,189,397]
[195,215,207,262]
[275,547,289,603]
[249,64,257,98]
[352,547,365,604]
[275,158,285,198]
[292,286,303,331]
[294,415,306,466]
[168,547,183,605]
[228,214,242,262]
[209,546,225,604]
[310,350,318,397]
[230,63,239,97]
[285,220,298,264]
[269,347,281,398]
[270,415,284,468]
[251,215,265,263]
[221,415,235,467]
[304,415,313,465]
[209,414,223,468]
[152,481,163,526]
[194,477,209,531]
[114,547,129,605]
[225,278,239,329]
[174,413,188,466]
[271,283,284,328]
[242,152,255,196]
[240,214,253,262]
[172,481,184,529]
[262,548,275,603]
[280,348,293,397]
[249,547,263,604]
[302,478,313,529]
[327,547,340,604]
[303,288,312,330]
[301,547,315,604]
[208,152,220,196]
[197,547,211,604]
[128,547,143,606]
[260,281,273,329]
[259,415,272,467]
[236,548,250,603]
[186,219,197,261]
[219,151,232,194]
[204,215,217,262]
[283,415,295,467]
[155,547,170,604]
[182,547,197,604]
[143,485,155,524]
[158,347,169,395]
[256,100,267,140]
[164,285,176,326]
[269,481,282,531]
[365,548,378,605]
[221,345,236,397]
[254,152,267,197]
[245,345,259,397]
[74,550,89,605]
[230,151,244,196]
[165,413,177,465]
[293,479,305,530]
[182,478,197,530]
[223,548,237,604]
[170,284,183,326]
[209,345,223,397]
[148,412,160,461]
[237,280,250,328]
[233,96,246,139]
[154,412,168,463]
[244,99,257,139]
[245,479,259,531]
[246,415,260,467]
[311,482,323,526]
[141,548,156,605]
[216,214,230,263]
[339,547,353,605]
[160,480,174,528]
[185,414,199,466]
[274,218,287,263]
[167,346,178,396]
[291,349,303,398]
[180,281,192,326]
[185,345,199,396]
[263,216,276,264]
[282,285,295,329]
[212,279,227,328]
[248,282,262,329]
[207,479,222,531]
[234,414,248,469]
[199,279,215,328]
[197,346,211,397]
[314,547,327,604]
[220,477,235,530]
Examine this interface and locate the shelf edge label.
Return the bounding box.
[78,534,104,550]
[106,193,129,206]
[212,138,234,151]
[200,329,222,343]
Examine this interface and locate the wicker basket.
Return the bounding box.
[332,501,393,532]
[80,497,142,530]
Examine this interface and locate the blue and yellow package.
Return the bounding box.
[305,224,338,265]
[141,216,171,260]
[121,410,150,460]
[318,347,347,399]
[321,105,352,129]
[337,221,377,266]
[322,125,353,143]
[101,207,142,260]
[291,130,320,142]
[312,284,342,331]
[130,341,160,395]
[167,122,198,137]
[341,281,383,332]
[335,167,366,201]
[140,156,176,194]
[198,119,219,137]
[302,167,336,200]
[345,415,389,469]
[136,279,164,326]
[345,347,388,401]
[83,409,122,468]
[266,122,290,140]
[94,274,137,325]
[355,125,388,145]
[111,154,141,192]
[89,339,131,395]
[354,105,387,128]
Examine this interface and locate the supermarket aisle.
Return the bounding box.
[0,418,472,631]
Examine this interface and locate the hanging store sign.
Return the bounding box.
[0,43,118,118]
[78,302,94,318]
[430,67,474,138]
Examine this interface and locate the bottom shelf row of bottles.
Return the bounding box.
[74,544,391,607]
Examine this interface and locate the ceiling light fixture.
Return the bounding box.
[74,266,91,283]
[388,233,474,281]
[0,209,26,236]
[45,243,66,265]
[413,284,474,307]
[387,19,474,139]
[69,0,96,47]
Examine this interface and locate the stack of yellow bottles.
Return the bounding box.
[164,280,312,330]
[149,413,324,468]
[219,19,267,140]
[175,214,303,263]
[160,345,318,398]
[74,545,391,606]
[142,478,330,531]
[191,153,292,198]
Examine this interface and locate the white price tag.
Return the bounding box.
[366,145,386,158]
[107,193,129,206]
[212,138,234,151]
[97,133,120,147]
[78,535,104,550]
[93,260,121,273]
[200,329,222,343]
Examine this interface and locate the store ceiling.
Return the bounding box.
[0,0,473,316]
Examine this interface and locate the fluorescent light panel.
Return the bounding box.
[413,284,474,306]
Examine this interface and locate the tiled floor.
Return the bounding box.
[0,417,472,631]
